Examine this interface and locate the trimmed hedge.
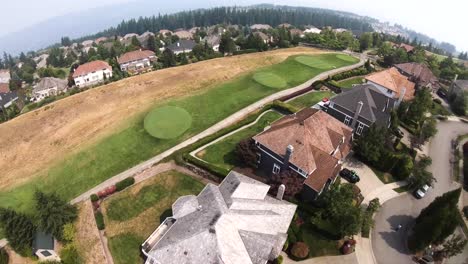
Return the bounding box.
[331,66,370,81]
[184,153,230,178]
[90,194,99,202]
[233,49,258,55]
[272,100,299,114]
[95,211,105,230]
[115,177,135,192]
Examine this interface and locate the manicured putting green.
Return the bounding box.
[144,106,192,139]
[253,72,287,89]
[295,54,357,69]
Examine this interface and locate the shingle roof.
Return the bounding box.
[205,34,221,47]
[330,84,396,126]
[0,83,9,93]
[167,40,197,52]
[253,109,352,176]
[365,67,416,101]
[0,70,10,82]
[0,90,17,107]
[174,30,193,39]
[455,80,468,91]
[144,171,296,264]
[33,231,54,251]
[397,43,415,53]
[117,50,156,65]
[72,60,111,78]
[33,77,68,93]
[253,32,269,41]
[394,62,438,87]
[250,24,272,30]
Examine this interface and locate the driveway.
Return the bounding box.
[372,120,468,264]
[343,155,385,200]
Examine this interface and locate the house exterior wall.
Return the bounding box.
[74,69,112,88]
[120,58,153,73]
[321,103,371,135]
[172,49,192,55]
[33,86,67,102]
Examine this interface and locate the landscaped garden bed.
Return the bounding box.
[100,170,204,264]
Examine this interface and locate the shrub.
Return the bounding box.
[433,98,442,104]
[184,154,230,178]
[392,154,414,180]
[464,206,468,219]
[60,244,83,264]
[282,239,289,251]
[97,185,117,198]
[272,100,299,114]
[90,194,99,202]
[115,177,135,192]
[275,255,284,264]
[95,211,105,230]
[0,248,8,264]
[290,242,309,260]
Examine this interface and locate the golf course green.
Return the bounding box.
[295,54,359,69]
[253,72,287,89]
[144,106,192,139]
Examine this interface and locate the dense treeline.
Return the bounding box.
[75,6,373,42]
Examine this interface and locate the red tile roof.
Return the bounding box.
[72,60,111,78]
[117,50,156,65]
[394,62,438,88]
[253,109,352,191]
[365,67,416,101]
[0,83,9,93]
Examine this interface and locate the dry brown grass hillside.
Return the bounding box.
[0,47,323,190]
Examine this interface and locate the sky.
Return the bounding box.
[1,0,467,52]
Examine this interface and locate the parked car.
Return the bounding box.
[339,168,360,183]
[414,184,430,199]
[436,89,447,99]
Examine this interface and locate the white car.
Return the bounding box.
[415,184,430,199]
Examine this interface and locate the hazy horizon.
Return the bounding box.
[1,0,467,52]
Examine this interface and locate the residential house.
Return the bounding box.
[72,60,112,88]
[253,108,353,200]
[290,28,304,37]
[158,29,173,36]
[278,23,292,28]
[303,26,322,34]
[450,78,468,96]
[189,27,200,34]
[33,54,49,69]
[33,232,60,262]
[253,32,272,44]
[333,28,349,33]
[32,77,68,102]
[0,69,11,83]
[250,24,272,30]
[138,32,155,47]
[141,170,296,264]
[320,84,397,135]
[166,40,197,55]
[95,37,108,44]
[0,83,18,113]
[394,43,415,53]
[123,33,139,40]
[204,34,221,52]
[365,67,416,101]
[173,30,193,39]
[394,62,439,91]
[81,40,94,47]
[117,50,157,73]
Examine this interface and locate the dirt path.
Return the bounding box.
[71,53,365,204]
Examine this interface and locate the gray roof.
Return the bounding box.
[204,34,221,47]
[33,231,54,251]
[166,40,197,52]
[0,91,18,108]
[33,77,68,93]
[331,84,396,126]
[144,171,296,264]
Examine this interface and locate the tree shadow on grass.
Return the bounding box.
[378,214,414,254]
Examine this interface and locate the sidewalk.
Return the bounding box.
[71,53,365,204]
[362,181,406,205]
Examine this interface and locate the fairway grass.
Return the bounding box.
[197,111,283,170]
[102,170,204,264]
[144,106,192,139]
[252,72,287,89]
[288,91,334,109]
[0,52,359,214]
[295,53,359,69]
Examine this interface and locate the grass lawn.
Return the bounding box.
[288,91,333,109]
[196,110,283,170]
[370,166,396,184]
[0,53,358,214]
[336,76,365,89]
[102,170,205,264]
[430,102,451,116]
[301,223,341,258]
[253,72,287,89]
[144,106,192,139]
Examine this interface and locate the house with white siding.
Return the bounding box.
[72,60,112,88]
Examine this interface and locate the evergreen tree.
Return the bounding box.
[408,188,461,252]
[0,208,35,253]
[147,35,156,52]
[219,32,236,55]
[34,191,78,241]
[131,36,141,47]
[160,49,177,68]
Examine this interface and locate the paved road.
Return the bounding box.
[372,120,468,264]
[71,52,365,204]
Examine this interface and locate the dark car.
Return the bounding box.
[340,168,360,183]
[436,89,447,99]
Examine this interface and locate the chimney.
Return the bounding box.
[350,101,363,129]
[282,145,294,171]
[177,42,180,47]
[450,74,458,93]
[276,184,286,201]
[396,87,406,106]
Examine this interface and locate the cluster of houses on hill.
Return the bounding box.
[0,69,18,115]
[139,60,446,264]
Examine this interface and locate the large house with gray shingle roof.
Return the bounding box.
[320,84,397,135]
[141,171,296,264]
[252,108,352,200]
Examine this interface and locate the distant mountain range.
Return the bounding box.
[0,1,458,55]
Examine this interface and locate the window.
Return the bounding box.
[356,123,365,135]
[273,163,280,174]
[344,115,351,125]
[256,153,261,164]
